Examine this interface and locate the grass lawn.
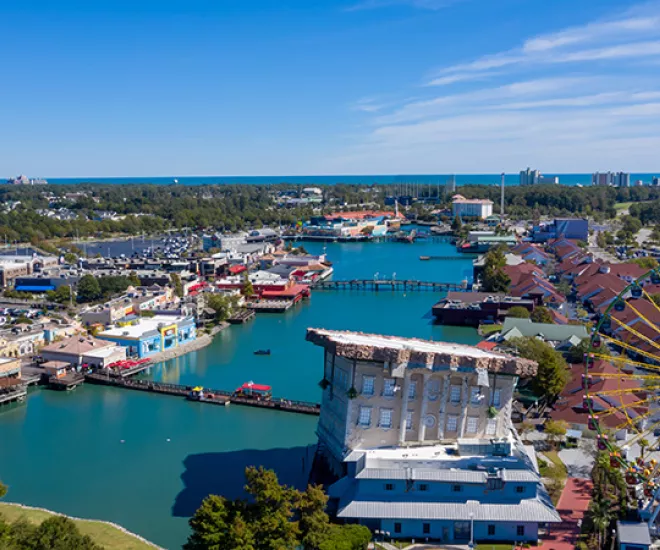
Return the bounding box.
[0,503,157,550]
[544,450,568,476]
[480,324,502,336]
[614,201,634,211]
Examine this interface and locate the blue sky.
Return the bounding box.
[3,0,660,176]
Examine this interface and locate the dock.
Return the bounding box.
[312,279,467,292]
[0,385,27,406]
[228,309,256,324]
[248,300,294,313]
[85,373,320,415]
[48,373,85,391]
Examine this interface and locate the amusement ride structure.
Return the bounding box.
[584,268,660,525]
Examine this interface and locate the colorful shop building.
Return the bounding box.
[96,315,196,358]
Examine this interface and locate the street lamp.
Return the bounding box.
[469,512,474,549]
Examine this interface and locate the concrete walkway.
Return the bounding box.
[539,477,592,550]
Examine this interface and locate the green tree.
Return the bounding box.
[556,280,572,297]
[318,524,372,550]
[0,480,6,499]
[510,336,570,401]
[481,246,510,293]
[185,495,234,550]
[128,271,141,286]
[170,273,184,298]
[207,294,237,322]
[226,513,255,550]
[185,467,369,550]
[46,285,72,304]
[76,274,102,303]
[630,257,659,270]
[32,516,102,550]
[298,484,330,550]
[244,466,299,550]
[242,274,254,297]
[531,306,554,323]
[544,419,568,448]
[506,306,530,319]
[63,252,77,264]
[451,214,462,231]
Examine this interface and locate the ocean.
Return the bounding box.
[44,173,659,187]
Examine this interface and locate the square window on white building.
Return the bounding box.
[358,406,372,427]
[486,417,497,435]
[470,386,481,406]
[446,415,458,432]
[466,416,479,433]
[383,378,396,397]
[379,408,393,429]
[406,410,414,430]
[408,380,417,399]
[492,388,501,408]
[362,375,374,396]
[450,385,461,404]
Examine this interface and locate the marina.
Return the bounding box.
[0,239,477,548]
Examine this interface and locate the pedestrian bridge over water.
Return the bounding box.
[312,279,468,292]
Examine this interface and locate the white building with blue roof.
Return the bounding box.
[306,328,561,545]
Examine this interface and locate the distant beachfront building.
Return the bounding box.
[307,329,560,545]
[519,168,559,186]
[451,195,493,220]
[592,172,630,187]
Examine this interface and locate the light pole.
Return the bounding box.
[469,512,474,549]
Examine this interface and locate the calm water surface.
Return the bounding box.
[0,241,477,548]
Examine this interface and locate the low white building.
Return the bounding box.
[452,196,493,220]
[306,329,560,545]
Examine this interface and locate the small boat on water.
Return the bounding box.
[420,256,430,261]
[254,349,271,356]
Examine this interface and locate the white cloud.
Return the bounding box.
[427,71,499,87]
[523,15,660,53]
[334,2,660,172]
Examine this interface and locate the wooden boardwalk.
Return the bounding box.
[228,309,255,324]
[312,279,466,292]
[85,373,320,415]
[0,386,27,406]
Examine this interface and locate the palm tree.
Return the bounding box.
[639,438,650,459]
[589,498,613,548]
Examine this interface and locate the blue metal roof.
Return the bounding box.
[15,285,55,292]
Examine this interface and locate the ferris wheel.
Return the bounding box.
[584,268,660,522]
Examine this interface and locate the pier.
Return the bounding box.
[85,373,321,415]
[48,373,85,391]
[248,300,295,313]
[0,386,27,406]
[312,279,466,292]
[228,309,256,324]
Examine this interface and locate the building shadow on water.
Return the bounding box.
[172,445,317,518]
